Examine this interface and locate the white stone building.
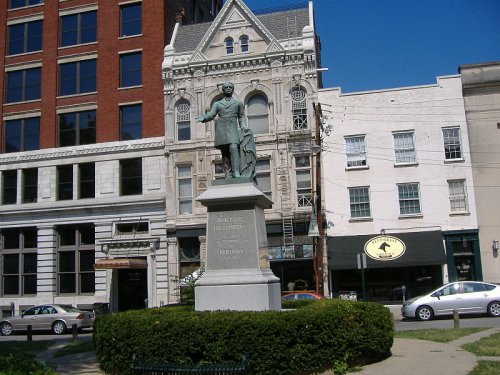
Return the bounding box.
[162,0,324,296]
[319,76,479,302]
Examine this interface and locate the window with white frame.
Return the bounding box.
[393,131,416,164]
[240,35,249,52]
[225,37,234,54]
[295,156,312,207]
[345,135,367,168]
[176,100,191,141]
[255,159,272,199]
[177,166,192,215]
[349,187,371,218]
[3,170,17,205]
[442,127,462,160]
[247,94,269,134]
[291,87,308,130]
[448,180,468,213]
[398,183,421,215]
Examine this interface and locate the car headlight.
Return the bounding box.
[403,298,417,306]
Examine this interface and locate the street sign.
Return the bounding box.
[356,253,367,270]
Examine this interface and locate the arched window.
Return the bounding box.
[291,87,308,130]
[247,94,269,134]
[176,100,191,141]
[240,35,249,52]
[225,37,234,54]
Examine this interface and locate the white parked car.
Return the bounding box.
[402,281,500,321]
[0,304,95,336]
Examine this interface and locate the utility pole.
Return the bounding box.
[313,102,325,296]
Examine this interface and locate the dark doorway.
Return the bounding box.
[117,268,147,311]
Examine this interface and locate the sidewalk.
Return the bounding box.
[37,327,500,375]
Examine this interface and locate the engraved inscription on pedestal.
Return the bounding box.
[207,210,257,270]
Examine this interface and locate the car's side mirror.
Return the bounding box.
[431,292,440,300]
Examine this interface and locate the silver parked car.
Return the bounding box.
[402,281,500,321]
[0,304,95,336]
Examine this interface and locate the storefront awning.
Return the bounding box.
[328,231,446,270]
[94,258,147,270]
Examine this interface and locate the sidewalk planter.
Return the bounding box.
[93,300,393,375]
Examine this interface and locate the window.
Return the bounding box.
[398,183,421,215]
[176,100,191,141]
[349,187,371,218]
[345,135,367,168]
[120,158,142,196]
[247,94,269,134]
[8,20,43,55]
[115,222,148,235]
[59,59,96,96]
[443,127,462,160]
[225,37,234,54]
[291,87,308,130]
[3,170,17,205]
[57,224,95,294]
[240,35,249,52]
[120,2,141,37]
[4,117,39,153]
[59,110,96,146]
[22,168,37,203]
[177,166,192,215]
[57,165,73,201]
[9,0,43,9]
[6,67,41,103]
[295,156,312,207]
[60,10,97,47]
[79,163,95,199]
[394,131,416,164]
[179,237,200,279]
[1,228,37,296]
[120,52,142,88]
[120,104,142,140]
[256,159,272,199]
[449,180,468,213]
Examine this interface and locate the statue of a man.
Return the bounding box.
[197,82,256,180]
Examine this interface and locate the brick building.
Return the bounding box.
[0,0,221,315]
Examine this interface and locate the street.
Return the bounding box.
[0,329,93,342]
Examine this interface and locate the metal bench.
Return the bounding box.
[131,355,252,375]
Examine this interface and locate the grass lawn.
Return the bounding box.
[468,361,500,375]
[394,327,488,343]
[463,332,500,356]
[0,341,56,375]
[0,340,53,359]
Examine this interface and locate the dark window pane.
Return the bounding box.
[24,253,37,273]
[120,53,141,87]
[60,14,78,46]
[80,11,97,44]
[80,273,95,293]
[79,110,96,144]
[23,117,40,151]
[79,60,96,93]
[3,275,19,295]
[9,0,43,9]
[59,251,75,272]
[59,273,76,293]
[120,158,142,195]
[6,70,23,103]
[3,170,17,205]
[3,229,20,249]
[25,68,41,100]
[121,104,142,140]
[80,250,95,272]
[5,120,21,152]
[23,274,37,294]
[59,112,77,147]
[23,228,37,248]
[26,20,43,52]
[3,254,19,274]
[57,165,73,200]
[79,163,95,199]
[22,168,38,203]
[8,24,24,55]
[59,226,76,246]
[120,3,141,37]
[80,225,95,245]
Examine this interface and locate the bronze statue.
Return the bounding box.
[197,82,256,180]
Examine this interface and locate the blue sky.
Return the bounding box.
[240,0,500,92]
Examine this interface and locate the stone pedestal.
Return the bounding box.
[195,179,281,311]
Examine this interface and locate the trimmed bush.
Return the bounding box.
[94,299,393,375]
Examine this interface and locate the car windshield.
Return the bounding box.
[58,305,81,313]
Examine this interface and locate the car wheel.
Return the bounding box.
[487,301,500,317]
[52,321,67,335]
[0,322,13,336]
[416,305,434,321]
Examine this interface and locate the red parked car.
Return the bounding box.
[281,292,324,301]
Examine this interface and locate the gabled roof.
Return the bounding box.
[172,5,309,54]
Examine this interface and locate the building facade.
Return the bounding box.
[320,76,480,302]
[460,62,500,284]
[162,0,325,296]
[0,0,220,315]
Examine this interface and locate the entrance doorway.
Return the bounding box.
[117,268,147,311]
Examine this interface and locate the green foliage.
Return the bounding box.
[0,354,56,375]
[395,327,488,343]
[463,332,500,356]
[94,299,393,375]
[53,339,95,358]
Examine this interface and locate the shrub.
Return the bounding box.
[94,299,393,375]
[0,354,56,375]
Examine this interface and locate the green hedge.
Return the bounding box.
[94,299,393,375]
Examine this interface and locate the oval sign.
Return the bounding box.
[364,235,406,261]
